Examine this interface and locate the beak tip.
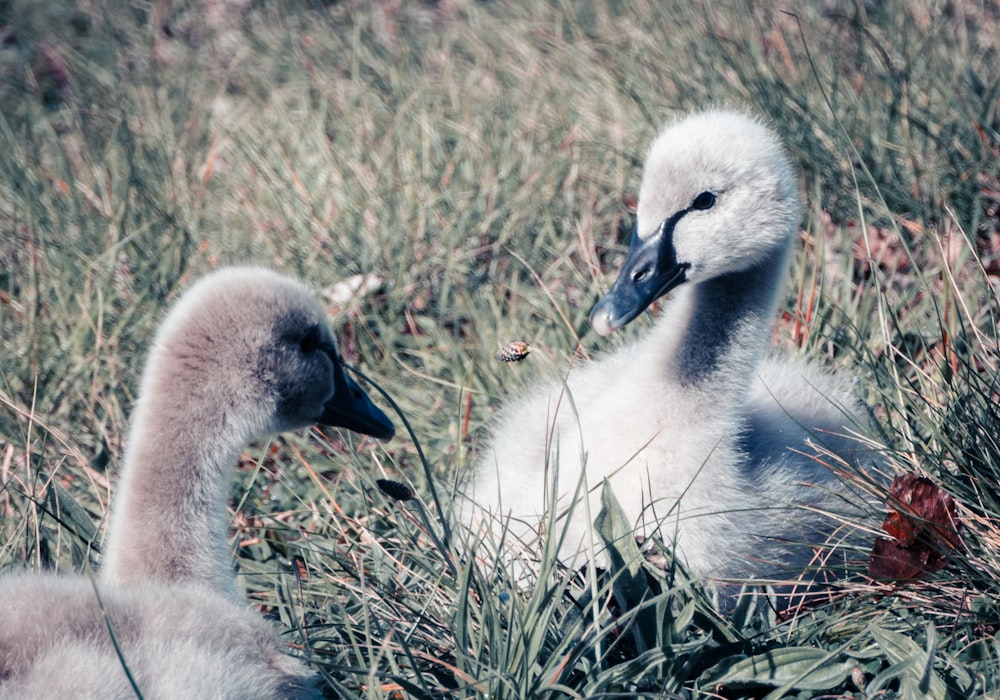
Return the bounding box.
[372,422,395,441]
[589,302,619,336]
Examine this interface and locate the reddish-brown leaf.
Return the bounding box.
[867,474,964,581]
[869,537,936,580]
[885,474,963,550]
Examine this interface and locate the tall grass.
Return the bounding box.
[1,0,998,696]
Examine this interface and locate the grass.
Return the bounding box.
[1,0,999,697]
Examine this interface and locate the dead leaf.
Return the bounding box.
[622,192,638,214]
[868,474,964,580]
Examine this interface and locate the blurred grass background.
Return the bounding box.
[1,0,999,697]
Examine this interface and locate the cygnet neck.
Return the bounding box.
[662,244,790,403]
[99,363,252,597]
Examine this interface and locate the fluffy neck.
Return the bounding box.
[654,245,789,406]
[99,366,248,598]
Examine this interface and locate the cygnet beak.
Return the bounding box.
[319,360,395,440]
[590,219,690,335]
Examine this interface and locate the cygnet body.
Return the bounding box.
[0,267,394,698]
[466,110,866,589]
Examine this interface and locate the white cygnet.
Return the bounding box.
[466,110,868,598]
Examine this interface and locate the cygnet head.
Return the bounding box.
[145,266,394,443]
[591,109,801,335]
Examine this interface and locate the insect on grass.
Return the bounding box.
[495,341,530,362]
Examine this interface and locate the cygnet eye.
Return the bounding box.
[691,191,716,210]
[299,326,323,354]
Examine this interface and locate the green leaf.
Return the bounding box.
[868,624,948,700]
[594,480,658,652]
[594,479,644,581]
[704,647,855,692]
[45,480,99,545]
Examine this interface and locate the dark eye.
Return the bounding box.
[691,191,716,210]
[300,326,322,354]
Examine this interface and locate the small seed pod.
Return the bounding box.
[495,341,530,362]
[376,478,414,502]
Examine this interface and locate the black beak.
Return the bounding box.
[319,359,395,440]
[590,217,690,336]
